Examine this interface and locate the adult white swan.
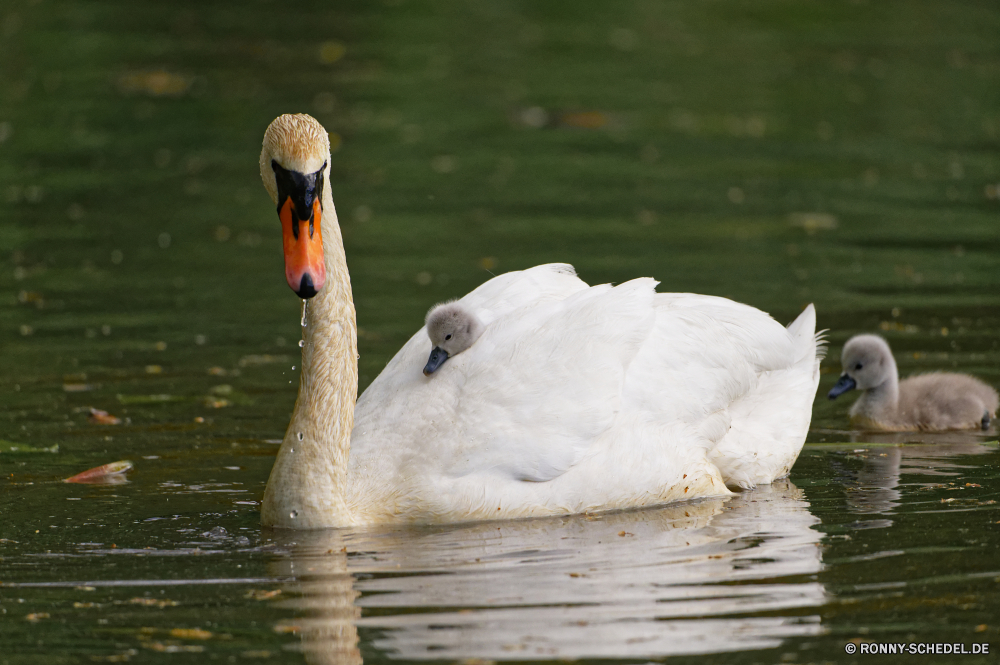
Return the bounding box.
[258,114,824,529]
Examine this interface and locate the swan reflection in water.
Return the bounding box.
[266,479,825,663]
[825,429,998,520]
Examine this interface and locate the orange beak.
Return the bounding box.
[273,160,327,298]
[280,196,325,298]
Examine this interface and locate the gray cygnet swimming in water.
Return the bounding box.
[828,334,999,431]
[423,301,484,376]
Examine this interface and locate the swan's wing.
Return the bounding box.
[350,276,658,487]
[583,293,812,452]
[443,278,657,482]
[452,285,814,487]
[654,293,801,371]
[352,271,812,496]
[639,296,820,488]
[351,264,590,462]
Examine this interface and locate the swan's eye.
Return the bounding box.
[854,363,863,370]
[445,334,452,341]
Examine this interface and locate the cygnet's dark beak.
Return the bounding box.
[828,374,857,400]
[423,347,449,376]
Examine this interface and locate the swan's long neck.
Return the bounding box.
[262,180,358,528]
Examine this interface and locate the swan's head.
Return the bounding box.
[423,302,484,376]
[260,114,332,299]
[828,334,896,399]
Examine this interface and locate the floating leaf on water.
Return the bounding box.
[879,320,920,333]
[18,290,44,304]
[518,106,550,128]
[116,394,184,405]
[203,397,231,409]
[1,441,59,454]
[169,628,212,640]
[558,110,610,129]
[25,613,50,622]
[129,597,178,608]
[203,387,253,408]
[117,70,192,97]
[64,460,134,484]
[88,408,122,425]
[788,212,838,234]
[145,643,204,653]
[318,40,346,65]
[237,354,289,368]
[63,383,94,392]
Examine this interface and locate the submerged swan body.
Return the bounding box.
[829,334,998,431]
[258,114,825,529]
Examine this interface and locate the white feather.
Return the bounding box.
[344,264,822,522]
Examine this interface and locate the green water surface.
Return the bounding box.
[2,0,999,663]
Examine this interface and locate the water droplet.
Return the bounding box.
[297,432,304,441]
[289,448,294,453]
[301,300,308,327]
[289,510,298,519]
[298,340,305,348]
[291,365,296,370]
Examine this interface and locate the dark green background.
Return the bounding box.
[1,0,999,662]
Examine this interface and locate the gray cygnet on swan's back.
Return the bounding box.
[423,301,484,376]
[828,334,999,431]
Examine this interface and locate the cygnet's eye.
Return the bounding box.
[854,363,863,370]
[445,334,452,341]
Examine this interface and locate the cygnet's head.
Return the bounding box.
[828,334,897,399]
[423,302,484,376]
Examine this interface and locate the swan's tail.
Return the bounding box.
[710,304,823,490]
[786,303,827,365]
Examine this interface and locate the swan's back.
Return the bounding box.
[639,295,821,489]
[346,264,821,522]
[897,372,999,430]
